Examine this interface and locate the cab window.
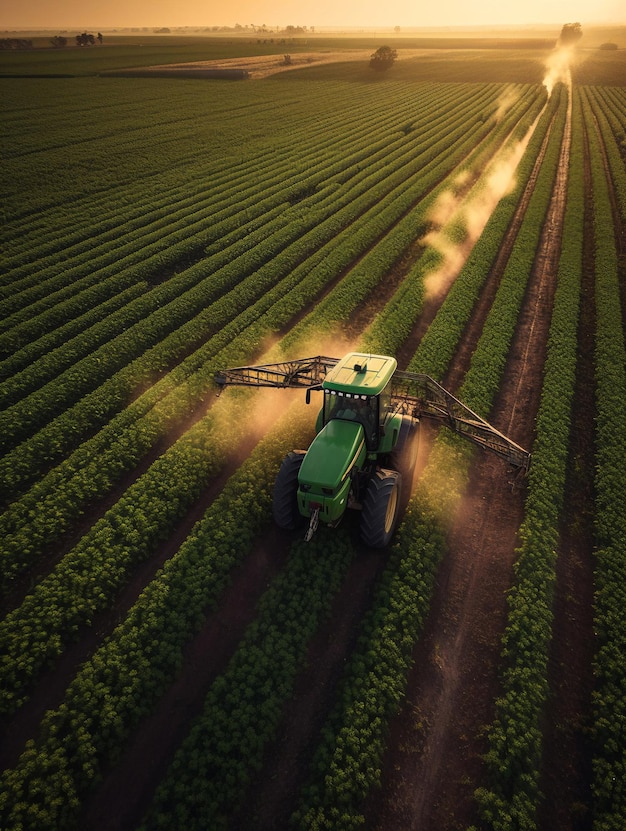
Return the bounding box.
[324,391,379,449]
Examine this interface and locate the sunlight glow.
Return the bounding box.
[1,0,624,30]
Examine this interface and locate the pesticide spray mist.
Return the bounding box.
[543,24,577,97]
[422,119,535,300]
[421,30,575,302]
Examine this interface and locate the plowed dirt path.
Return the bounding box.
[368,95,571,830]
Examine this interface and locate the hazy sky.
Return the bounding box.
[2,0,625,30]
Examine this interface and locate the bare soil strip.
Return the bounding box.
[368,99,569,830]
[232,542,389,831]
[537,106,596,831]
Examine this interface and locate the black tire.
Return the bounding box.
[360,469,402,548]
[390,415,419,487]
[273,451,305,530]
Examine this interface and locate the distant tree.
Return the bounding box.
[369,45,397,72]
[97,32,103,44]
[559,22,583,46]
[50,35,67,48]
[75,31,101,46]
[599,42,618,50]
[394,26,401,33]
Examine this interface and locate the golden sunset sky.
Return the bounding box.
[1,0,624,30]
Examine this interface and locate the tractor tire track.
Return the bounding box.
[537,94,597,831]
[368,94,569,831]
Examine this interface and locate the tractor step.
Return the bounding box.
[304,505,320,542]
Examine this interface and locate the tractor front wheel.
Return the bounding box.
[360,469,402,548]
[273,451,305,530]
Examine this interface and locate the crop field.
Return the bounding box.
[1,34,625,831]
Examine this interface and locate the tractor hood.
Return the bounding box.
[299,419,365,491]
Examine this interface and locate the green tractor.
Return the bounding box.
[215,352,530,547]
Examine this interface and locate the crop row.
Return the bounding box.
[113,87,553,830]
[475,87,582,830]
[0,405,233,713]
[290,87,567,827]
[0,91,510,703]
[362,86,548,357]
[2,76,311,223]
[131,85,546,831]
[0,79,576,831]
[279,89,546,356]
[0,71,516,788]
[584,84,626,831]
[1,80,416,293]
[583,86,626,227]
[0,411,311,829]
[592,86,626,138]
[0,76,556,824]
[2,102,411,362]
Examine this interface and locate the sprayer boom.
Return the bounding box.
[215,354,530,473]
[391,370,531,473]
[214,356,337,391]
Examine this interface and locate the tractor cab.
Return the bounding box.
[320,352,397,452]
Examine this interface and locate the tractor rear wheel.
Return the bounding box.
[360,469,402,548]
[273,451,305,530]
[390,415,419,489]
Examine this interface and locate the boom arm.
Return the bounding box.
[390,370,531,474]
[214,356,338,391]
[214,357,531,473]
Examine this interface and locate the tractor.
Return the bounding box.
[215,352,530,547]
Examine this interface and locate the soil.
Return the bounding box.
[536,96,597,831]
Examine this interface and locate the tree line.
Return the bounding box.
[50,32,103,48]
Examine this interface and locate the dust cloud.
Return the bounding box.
[422,116,536,301]
[543,46,574,97]
[211,330,360,462]
[419,33,579,304]
[272,330,359,363]
[494,84,520,122]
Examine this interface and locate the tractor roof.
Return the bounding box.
[322,352,397,396]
